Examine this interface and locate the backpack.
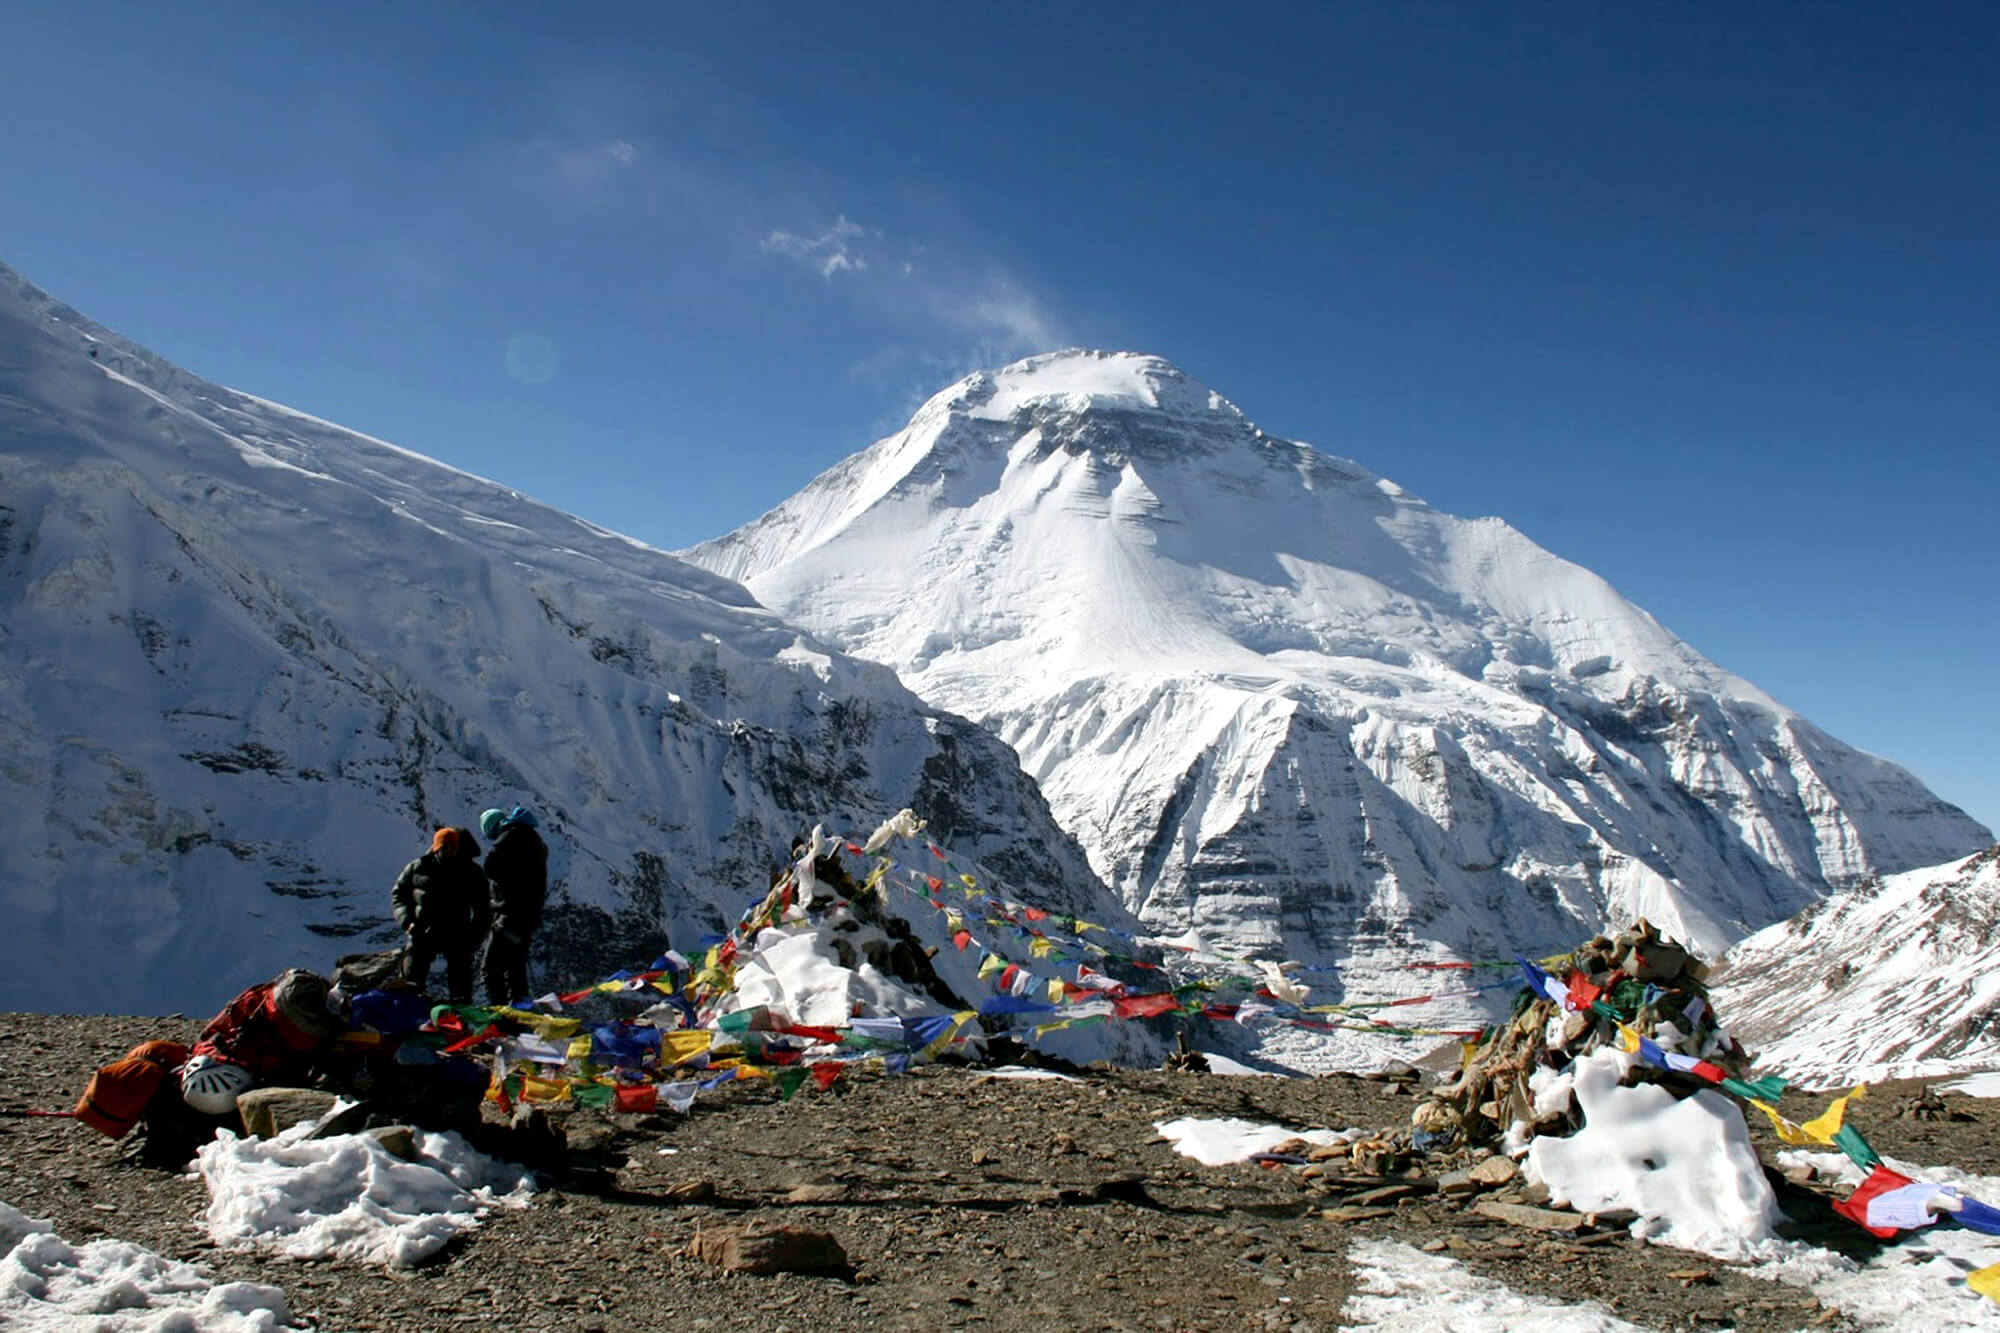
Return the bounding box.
[74,1040,191,1139]
[334,949,408,993]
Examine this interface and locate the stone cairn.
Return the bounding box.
[1411,918,1745,1150]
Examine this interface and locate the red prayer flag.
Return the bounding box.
[443,1023,501,1054]
[1564,971,1602,1012]
[952,929,973,951]
[1023,907,1049,921]
[810,1064,843,1090]
[614,1085,659,1114]
[927,876,944,891]
[1113,992,1183,1019]
[1832,1164,1916,1238]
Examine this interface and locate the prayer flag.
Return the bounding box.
[1967,1261,2000,1305]
[1113,992,1183,1019]
[1952,1197,2000,1236]
[1747,1099,1817,1146]
[1832,1164,1916,1238]
[1802,1086,1866,1145]
[1864,1182,1950,1231]
[614,1085,659,1114]
[1517,957,1570,1009]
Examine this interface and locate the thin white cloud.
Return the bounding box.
[492,133,646,203]
[762,216,872,278]
[762,211,1066,368]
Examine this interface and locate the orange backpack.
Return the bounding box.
[74,1040,191,1139]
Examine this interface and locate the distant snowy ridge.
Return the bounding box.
[0,260,1132,1014]
[687,350,1990,1008]
[1713,845,2000,1085]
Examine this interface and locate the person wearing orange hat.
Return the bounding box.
[391,827,490,1004]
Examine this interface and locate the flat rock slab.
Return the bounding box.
[689,1222,850,1276]
[236,1087,338,1140]
[1472,1200,1588,1233]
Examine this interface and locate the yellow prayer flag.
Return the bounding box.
[659,1031,714,1065]
[959,874,977,889]
[519,1075,572,1104]
[566,1035,594,1062]
[1748,1099,1818,1147]
[1971,1261,2000,1305]
[1615,1023,1642,1054]
[978,953,1005,980]
[495,1008,581,1038]
[1030,937,1053,958]
[1047,978,1066,1002]
[1801,1085,1868,1146]
[1033,1020,1074,1039]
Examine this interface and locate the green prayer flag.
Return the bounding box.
[1832,1123,1882,1170]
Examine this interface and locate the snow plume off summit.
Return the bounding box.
[686,349,1990,1062]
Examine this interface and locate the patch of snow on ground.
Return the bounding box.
[1340,1237,1646,1331]
[197,1125,535,1269]
[1200,1052,1296,1077]
[976,1066,1081,1081]
[1153,1117,1367,1166]
[1944,1072,2000,1098]
[1525,1048,1788,1262]
[1,1199,297,1330]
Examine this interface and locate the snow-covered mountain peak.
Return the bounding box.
[934,349,1233,424]
[687,352,1990,1005]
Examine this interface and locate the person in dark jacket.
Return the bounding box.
[479,805,548,1005]
[392,827,490,1003]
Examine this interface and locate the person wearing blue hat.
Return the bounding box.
[479,805,548,1005]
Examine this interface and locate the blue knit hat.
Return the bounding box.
[479,808,506,840]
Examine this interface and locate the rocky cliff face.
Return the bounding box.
[687,350,1991,987]
[0,263,1123,1014]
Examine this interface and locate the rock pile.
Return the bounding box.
[1411,919,1742,1149]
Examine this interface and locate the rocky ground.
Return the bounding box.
[3,1013,1995,1332]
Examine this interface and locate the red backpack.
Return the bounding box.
[74,1040,191,1139]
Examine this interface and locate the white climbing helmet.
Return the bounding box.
[179,1055,254,1115]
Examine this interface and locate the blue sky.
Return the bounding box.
[4,2,1995,832]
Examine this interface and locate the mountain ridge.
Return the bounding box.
[0,260,1133,1015]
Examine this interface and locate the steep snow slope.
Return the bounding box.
[687,351,1990,988]
[0,263,1128,1014]
[1712,846,2000,1085]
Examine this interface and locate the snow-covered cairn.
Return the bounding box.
[1413,919,1747,1149]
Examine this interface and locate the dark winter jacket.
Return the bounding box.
[391,852,491,946]
[485,823,549,943]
